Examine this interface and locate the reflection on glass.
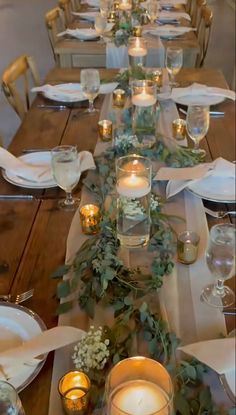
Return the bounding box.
[186,105,209,157]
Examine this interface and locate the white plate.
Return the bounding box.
[43,83,85,103]
[2,152,57,189]
[173,94,225,106]
[187,176,236,203]
[160,31,184,39]
[0,302,46,392]
[73,11,99,21]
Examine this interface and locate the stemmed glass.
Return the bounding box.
[95,14,107,40]
[165,47,183,87]
[186,105,209,157]
[147,0,159,23]
[201,223,235,308]
[80,69,100,113]
[100,0,112,17]
[51,145,81,211]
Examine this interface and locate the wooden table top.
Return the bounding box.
[0,67,235,414]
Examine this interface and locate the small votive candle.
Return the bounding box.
[79,204,101,235]
[177,231,200,265]
[172,118,187,141]
[152,69,163,88]
[113,89,126,108]
[107,10,117,22]
[132,25,142,37]
[58,371,91,415]
[98,119,113,142]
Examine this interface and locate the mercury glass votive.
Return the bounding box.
[172,118,187,141]
[113,89,126,108]
[79,204,101,235]
[105,356,174,415]
[98,119,113,142]
[58,371,91,415]
[107,10,117,22]
[132,25,143,37]
[151,69,163,89]
[177,231,200,264]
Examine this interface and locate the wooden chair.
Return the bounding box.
[71,0,81,11]
[193,0,206,30]
[189,0,197,23]
[196,5,213,67]
[58,0,74,26]
[45,7,66,65]
[1,55,40,120]
[186,0,192,14]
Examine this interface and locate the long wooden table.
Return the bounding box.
[0,68,235,414]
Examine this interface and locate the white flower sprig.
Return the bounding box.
[72,326,110,373]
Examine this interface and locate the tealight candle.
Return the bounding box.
[58,371,90,415]
[128,46,147,57]
[79,204,101,235]
[113,89,126,108]
[177,231,200,264]
[132,91,156,107]
[172,118,187,141]
[119,0,132,10]
[132,26,143,37]
[98,119,113,142]
[117,174,151,198]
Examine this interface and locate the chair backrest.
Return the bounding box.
[1,55,40,120]
[45,7,65,65]
[193,0,206,30]
[196,5,213,67]
[71,0,81,11]
[58,0,73,26]
[189,0,197,23]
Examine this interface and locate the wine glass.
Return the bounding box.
[0,381,25,415]
[80,68,100,113]
[201,223,235,308]
[147,0,159,23]
[51,145,81,211]
[165,47,183,87]
[95,14,107,39]
[100,0,112,17]
[186,105,209,157]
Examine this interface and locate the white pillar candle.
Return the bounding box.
[117,174,151,198]
[128,47,147,57]
[132,91,156,107]
[110,380,169,415]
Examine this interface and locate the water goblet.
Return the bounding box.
[186,105,209,157]
[51,145,81,211]
[100,0,112,17]
[201,223,235,308]
[165,47,183,87]
[95,14,107,39]
[146,0,159,23]
[80,68,100,113]
[0,381,25,415]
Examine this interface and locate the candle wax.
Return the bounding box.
[117,175,150,198]
[132,92,156,107]
[110,380,169,415]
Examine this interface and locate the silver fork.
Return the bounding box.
[204,207,236,218]
[0,288,34,304]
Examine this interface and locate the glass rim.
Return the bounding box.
[51,145,77,153]
[210,223,236,244]
[0,381,18,405]
[116,154,152,172]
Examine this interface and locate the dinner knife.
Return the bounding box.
[0,194,63,201]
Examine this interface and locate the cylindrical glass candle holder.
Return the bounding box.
[105,356,173,415]
[131,80,157,149]
[58,371,91,415]
[177,231,200,264]
[80,204,101,235]
[0,381,25,415]
[128,37,147,69]
[172,118,187,141]
[113,89,126,108]
[116,155,152,248]
[98,119,113,142]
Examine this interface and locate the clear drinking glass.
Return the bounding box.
[51,145,81,211]
[165,47,183,87]
[186,105,210,157]
[95,14,107,39]
[201,223,236,308]
[80,69,100,113]
[146,0,159,23]
[100,0,112,17]
[0,381,25,415]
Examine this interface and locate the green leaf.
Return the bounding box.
[56,301,73,314]
[84,297,95,319]
[185,365,197,381]
[51,264,70,279]
[57,280,71,298]
[174,392,190,415]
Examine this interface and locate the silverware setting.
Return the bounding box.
[0,194,63,201]
[179,108,225,117]
[22,148,51,153]
[222,308,236,316]
[37,104,67,110]
[0,288,34,304]
[204,207,236,218]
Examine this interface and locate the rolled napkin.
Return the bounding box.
[0,147,52,182]
[143,25,196,37]
[155,157,236,198]
[170,82,236,102]
[158,11,191,21]
[72,11,99,21]
[0,326,85,380]
[57,28,99,40]
[179,337,235,395]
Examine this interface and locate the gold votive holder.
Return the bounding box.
[113,89,126,108]
[177,231,200,265]
[79,204,101,235]
[172,118,187,141]
[98,119,113,142]
[58,371,91,415]
[132,25,143,37]
[113,0,120,10]
[152,69,163,88]
[107,10,117,22]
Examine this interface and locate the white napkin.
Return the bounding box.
[170,82,236,102]
[143,25,196,36]
[160,0,187,5]
[82,0,100,8]
[32,83,118,100]
[159,11,191,21]
[0,147,52,182]
[72,11,99,21]
[179,337,235,395]
[155,157,236,198]
[106,43,129,69]
[0,326,85,380]
[57,28,99,40]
